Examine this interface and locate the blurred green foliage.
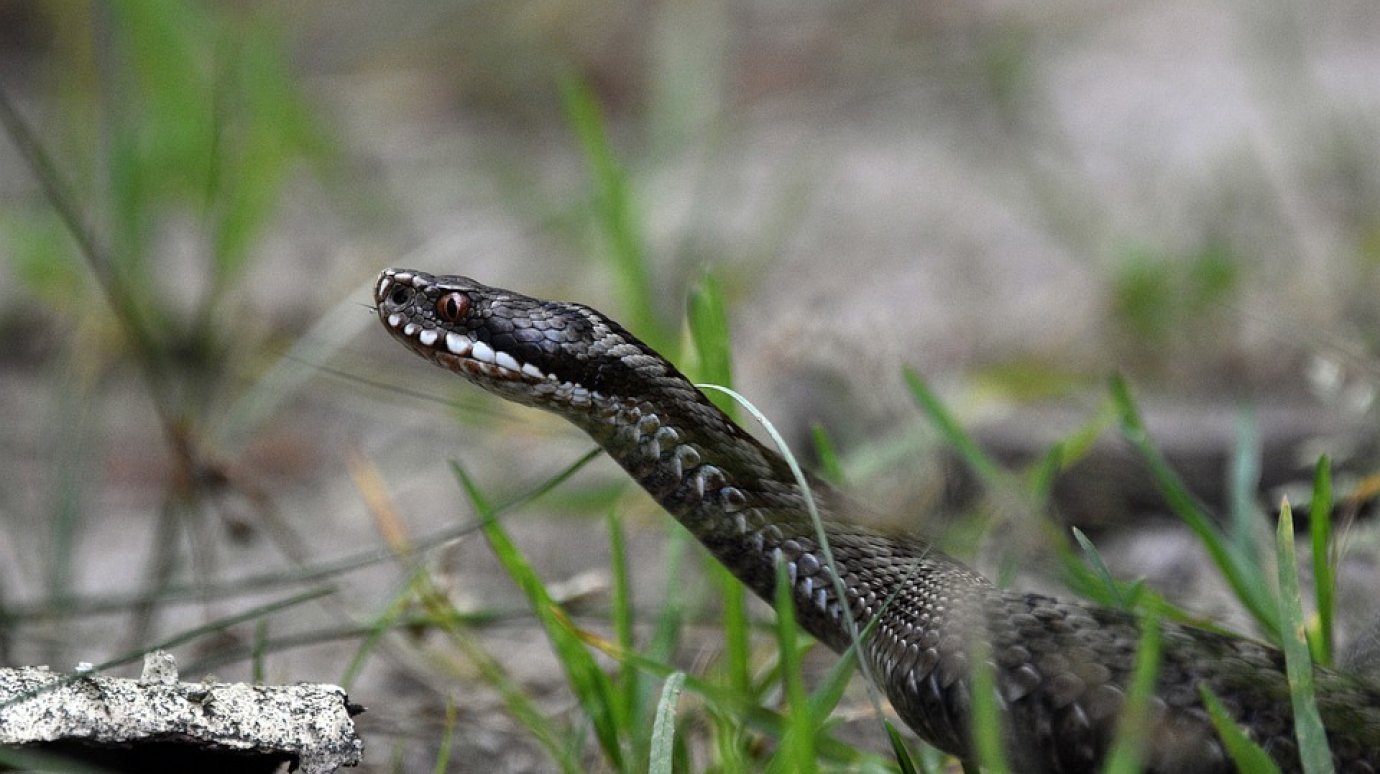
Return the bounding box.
[1111,242,1239,344]
[4,0,326,362]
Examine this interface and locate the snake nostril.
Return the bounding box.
[389,285,412,307]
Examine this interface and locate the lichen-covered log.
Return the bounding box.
[0,653,363,773]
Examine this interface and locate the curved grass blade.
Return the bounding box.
[697,384,887,711]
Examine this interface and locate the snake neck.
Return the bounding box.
[576,380,825,521]
[568,379,850,612]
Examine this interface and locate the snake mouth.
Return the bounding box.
[375,269,553,386]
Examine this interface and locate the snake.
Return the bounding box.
[374,268,1380,773]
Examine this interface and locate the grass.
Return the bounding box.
[1,0,330,657]
[0,4,1370,772]
[1276,499,1335,773]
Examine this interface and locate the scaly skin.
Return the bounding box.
[374,268,1380,773]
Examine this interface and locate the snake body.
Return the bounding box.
[374,268,1380,773]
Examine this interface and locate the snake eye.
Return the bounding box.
[436,292,471,322]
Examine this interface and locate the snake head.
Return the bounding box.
[374,268,657,411]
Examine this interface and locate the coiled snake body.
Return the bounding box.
[375,268,1380,773]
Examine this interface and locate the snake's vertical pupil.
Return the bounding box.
[436,292,470,322]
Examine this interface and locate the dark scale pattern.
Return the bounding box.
[376,269,1380,773]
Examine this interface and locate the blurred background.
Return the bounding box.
[1,0,1378,771]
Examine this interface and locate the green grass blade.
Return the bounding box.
[884,720,924,774]
[902,367,1005,488]
[432,699,458,774]
[1199,685,1282,774]
[650,671,687,774]
[686,270,752,701]
[1308,456,1334,665]
[711,708,750,774]
[340,576,414,689]
[607,509,634,667]
[1027,441,1064,505]
[252,619,268,684]
[1028,397,1118,505]
[1056,396,1120,468]
[1101,605,1162,774]
[788,599,903,766]
[444,616,582,773]
[492,447,605,513]
[112,586,332,673]
[647,528,689,666]
[714,562,752,695]
[1109,375,1279,636]
[1070,527,1134,610]
[1275,498,1335,774]
[559,75,663,353]
[1227,409,1262,559]
[810,422,845,485]
[969,640,1010,774]
[687,267,737,418]
[802,645,857,728]
[606,505,646,761]
[390,549,582,773]
[768,557,817,774]
[454,461,628,771]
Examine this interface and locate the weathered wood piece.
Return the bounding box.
[0,652,363,773]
